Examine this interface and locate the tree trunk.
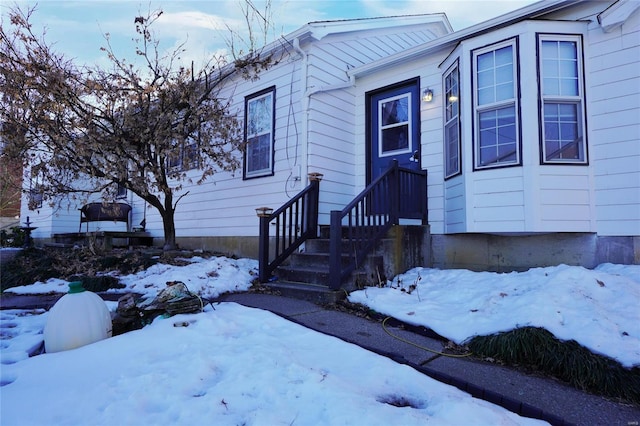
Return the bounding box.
[161,206,177,251]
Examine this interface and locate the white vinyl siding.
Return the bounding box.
[587,8,640,236]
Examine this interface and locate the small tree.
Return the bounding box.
[0,125,23,224]
[0,4,274,249]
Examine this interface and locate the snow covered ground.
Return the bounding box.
[1,254,638,425]
[349,263,640,368]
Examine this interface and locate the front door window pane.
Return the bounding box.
[379,94,411,155]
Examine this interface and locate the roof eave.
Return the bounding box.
[349,0,581,78]
[598,0,640,32]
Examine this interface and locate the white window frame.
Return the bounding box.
[444,61,461,179]
[537,34,587,164]
[377,92,413,157]
[244,87,275,179]
[28,183,43,210]
[472,38,521,170]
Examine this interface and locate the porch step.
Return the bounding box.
[304,238,354,254]
[264,280,346,305]
[274,234,384,301]
[288,251,353,268]
[276,265,330,286]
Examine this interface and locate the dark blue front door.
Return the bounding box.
[368,79,421,214]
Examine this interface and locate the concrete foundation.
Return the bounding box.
[30,231,638,274]
[176,236,260,259]
[431,233,640,272]
[376,225,431,281]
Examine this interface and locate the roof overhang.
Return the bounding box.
[598,0,640,32]
[348,0,583,78]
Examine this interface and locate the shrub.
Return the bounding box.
[0,227,25,247]
[467,327,640,404]
[0,247,156,292]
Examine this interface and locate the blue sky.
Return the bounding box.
[3,0,536,68]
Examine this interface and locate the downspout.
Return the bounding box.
[292,37,310,188]
[292,36,356,185]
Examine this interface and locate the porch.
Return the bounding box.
[257,160,429,302]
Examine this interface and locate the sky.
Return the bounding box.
[1,254,638,424]
[2,0,537,69]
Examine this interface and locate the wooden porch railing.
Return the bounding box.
[328,160,427,289]
[257,175,321,282]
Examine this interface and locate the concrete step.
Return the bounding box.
[318,225,387,239]
[304,238,354,254]
[288,251,352,268]
[275,265,330,286]
[265,280,346,305]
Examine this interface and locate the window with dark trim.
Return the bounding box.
[28,185,43,210]
[168,137,200,172]
[537,34,587,164]
[472,38,520,170]
[116,183,127,199]
[243,86,275,179]
[444,61,461,178]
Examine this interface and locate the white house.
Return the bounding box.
[22,0,639,283]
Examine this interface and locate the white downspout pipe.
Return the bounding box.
[293,37,357,184]
[292,37,310,186]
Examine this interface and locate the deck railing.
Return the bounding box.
[257,176,321,282]
[328,160,427,289]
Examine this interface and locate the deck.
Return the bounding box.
[51,231,154,249]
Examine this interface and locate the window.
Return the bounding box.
[472,39,520,169]
[379,93,412,156]
[444,62,461,178]
[244,87,275,179]
[28,185,43,210]
[182,141,199,170]
[538,35,587,164]
[168,138,199,171]
[116,184,127,199]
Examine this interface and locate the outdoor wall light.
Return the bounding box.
[308,172,324,182]
[422,88,434,102]
[255,207,274,218]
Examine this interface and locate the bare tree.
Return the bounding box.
[0,136,23,226]
[0,3,274,249]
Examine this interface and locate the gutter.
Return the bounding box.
[348,0,582,78]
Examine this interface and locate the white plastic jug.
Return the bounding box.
[44,281,113,353]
